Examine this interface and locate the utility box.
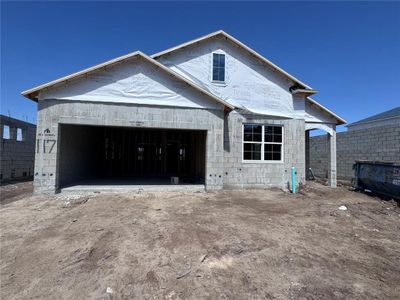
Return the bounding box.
[353,160,400,200]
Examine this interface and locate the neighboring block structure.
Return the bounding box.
[310,107,400,179]
[0,115,36,182]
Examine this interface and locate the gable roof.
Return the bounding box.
[152,30,347,125]
[307,97,347,125]
[21,51,234,110]
[152,30,312,90]
[21,30,346,125]
[347,106,400,127]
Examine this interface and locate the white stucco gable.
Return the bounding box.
[155,37,301,118]
[38,55,224,110]
[153,31,345,125]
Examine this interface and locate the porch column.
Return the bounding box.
[327,126,337,187]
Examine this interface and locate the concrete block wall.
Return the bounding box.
[309,121,400,179]
[34,100,309,193]
[0,115,36,182]
[34,99,225,193]
[223,111,305,190]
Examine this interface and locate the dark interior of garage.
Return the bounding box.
[58,124,206,188]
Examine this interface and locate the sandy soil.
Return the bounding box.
[0,182,399,299]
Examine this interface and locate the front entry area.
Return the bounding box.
[58,124,206,191]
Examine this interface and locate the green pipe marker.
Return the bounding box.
[291,167,296,193]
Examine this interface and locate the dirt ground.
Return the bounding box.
[0,181,33,205]
[1,181,399,300]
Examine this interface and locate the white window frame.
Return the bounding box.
[242,124,284,163]
[2,125,10,140]
[16,128,23,142]
[210,50,227,85]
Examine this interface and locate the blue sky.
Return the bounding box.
[1,1,399,130]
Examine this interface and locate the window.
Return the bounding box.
[212,53,225,82]
[243,124,283,162]
[264,126,282,161]
[2,125,10,139]
[243,125,262,160]
[16,128,23,141]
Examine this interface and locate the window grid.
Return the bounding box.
[243,124,283,162]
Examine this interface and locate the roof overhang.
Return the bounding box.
[291,89,318,96]
[21,51,234,110]
[307,97,347,125]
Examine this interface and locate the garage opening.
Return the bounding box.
[58,124,206,190]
